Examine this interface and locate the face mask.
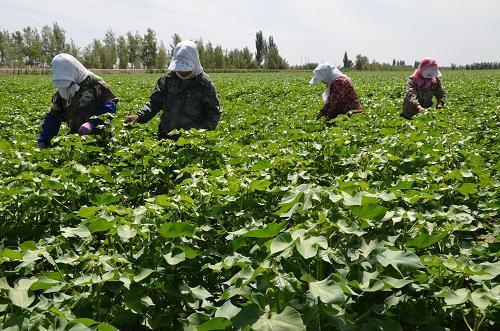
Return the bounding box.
[58,84,80,100]
[422,67,438,79]
[176,72,193,80]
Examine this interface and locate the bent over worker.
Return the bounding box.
[310,62,364,120]
[38,53,118,148]
[401,57,446,120]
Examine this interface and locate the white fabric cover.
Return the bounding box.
[168,41,203,79]
[51,53,90,88]
[309,62,347,104]
[422,66,442,78]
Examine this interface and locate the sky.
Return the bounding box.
[1,0,499,66]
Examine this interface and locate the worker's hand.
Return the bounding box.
[316,111,324,120]
[124,114,139,123]
[436,101,444,109]
[37,142,47,149]
[79,121,94,135]
[417,106,425,113]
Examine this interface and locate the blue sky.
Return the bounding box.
[1,0,498,66]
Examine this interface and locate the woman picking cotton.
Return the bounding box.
[37,54,118,148]
[401,57,446,119]
[124,41,221,140]
[310,63,364,120]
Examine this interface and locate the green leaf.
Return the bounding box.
[87,217,113,233]
[406,232,447,249]
[242,222,286,238]
[309,276,345,304]
[29,278,60,291]
[16,278,38,290]
[61,225,91,238]
[444,288,470,305]
[177,245,200,259]
[270,232,295,254]
[163,248,186,265]
[215,300,241,320]
[0,277,11,290]
[77,206,99,218]
[9,288,34,308]
[278,191,303,215]
[68,324,91,331]
[380,277,413,289]
[96,323,119,331]
[328,192,342,203]
[342,192,362,206]
[457,183,478,195]
[337,219,366,236]
[123,289,144,313]
[296,236,328,259]
[351,204,388,221]
[252,160,271,171]
[158,222,195,238]
[197,317,232,331]
[117,224,137,242]
[250,179,271,191]
[18,241,37,251]
[74,275,92,286]
[92,192,120,205]
[68,318,99,327]
[1,248,23,260]
[377,249,423,275]
[134,268,154,282]
[155,194,177,208]
[189,285,212,301]
[218,287,252,301]
[278,184,322,216]
[252,306,306,331]
[470,288,494,310]
[228,266,255,285]
[231,304,262,329]
[186,312,210,327]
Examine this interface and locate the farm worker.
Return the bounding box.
[37,53,118,148]
[401,57,446,119]
[124,40,222,140]
[309,62,364,120]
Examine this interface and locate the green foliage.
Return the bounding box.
[0,70,498,330]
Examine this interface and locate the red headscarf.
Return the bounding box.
[411,57,441,88]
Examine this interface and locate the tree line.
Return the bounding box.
[0,23,289,70]
[1,23,497,71]
[341,52,413,71]
[450,62,500,70]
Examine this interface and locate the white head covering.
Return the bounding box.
[309,62,347,104]
[422,66,442,79]
[51,53,90,88]
[168,41,203,78]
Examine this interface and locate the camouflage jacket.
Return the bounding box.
[401,77,446,119]
[136,71,222,136]
[48,74,117,133]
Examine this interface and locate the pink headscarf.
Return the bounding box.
[411,57,441,88]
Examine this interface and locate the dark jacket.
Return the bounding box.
[136,71,222,137]
[401,77,446,119]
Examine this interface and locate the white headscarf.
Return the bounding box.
[168,41,203,79]
[52,53,90,87]
[309,62,347,104]
[51,53,91,100]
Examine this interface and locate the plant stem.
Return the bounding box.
[463,313,474,331]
